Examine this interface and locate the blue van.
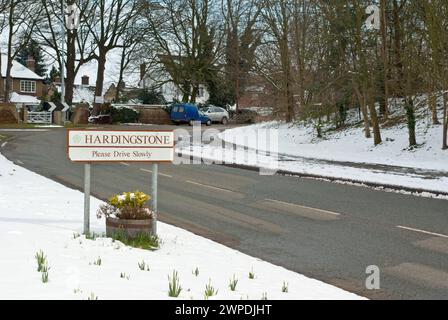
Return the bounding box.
[171,103,212,126]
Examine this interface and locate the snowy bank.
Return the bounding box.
[176,106,448,196]
[0,153,362,300]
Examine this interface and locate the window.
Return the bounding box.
[178,107,185,113]
[20,80,36,93]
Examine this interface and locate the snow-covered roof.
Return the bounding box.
[10,92,41,104]
[1,55,44,80]
[72,85,95,105]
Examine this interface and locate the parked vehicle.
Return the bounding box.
[171,103,212,126]
[202,106,230,124]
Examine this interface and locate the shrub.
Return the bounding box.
[112,230,160,251]
[249,268,255,279]
[229,275,238,291]
[111,106,140,124]
[93,257,102,266]
[41,264,50,283]
[168,270,182,298]
[97,191,153,220]
[138,260,150,271]
[35,250,47,272]
[204,279,218,299]
[192,267,199,277]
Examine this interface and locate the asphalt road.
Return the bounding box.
[1,125,448,300]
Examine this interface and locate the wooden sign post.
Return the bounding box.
[67,130,175,235]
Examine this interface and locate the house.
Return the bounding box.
[145,55,210,104]
[0,55,45,109]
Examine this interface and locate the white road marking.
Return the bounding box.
[120,162,130,166]
[140,168,173,178]
[16,160,24,165]
[397,225,448,239]
[1,142,7,148]
[185,180,234,193]
[264,199,341,216]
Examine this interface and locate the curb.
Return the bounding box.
[225,162,448,197]
[181,153,448,198]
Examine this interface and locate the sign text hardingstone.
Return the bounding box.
[68,130,174,162]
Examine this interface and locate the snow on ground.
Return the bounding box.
[179,142,448,194]
[176,106,448,195]
[220,117,447,171]
[0,153,362,300]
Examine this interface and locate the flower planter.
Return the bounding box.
[106,217,155,239]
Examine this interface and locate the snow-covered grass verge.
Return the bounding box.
[176,104,448,195]
[0,153,363,300]
[220,112,447,172]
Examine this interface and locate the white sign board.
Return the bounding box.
[68,130,174,162]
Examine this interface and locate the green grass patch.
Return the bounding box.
[63,123,92,129]
[138,260,150,271]
[111,230,160,251]
[192,267,200,277]
[282,281,289,293]
[249,268,255,279]
[229,275,238,291]
[168,270,182,298]
[35,250,47,272]
[204,279,218,299]
[84,232,106,240]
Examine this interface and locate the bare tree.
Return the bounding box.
[422,0,448,149]
[259,0,295,122]
[82,0,141,114]
[143,0,222,103]
[222,0,261,109]
[3,0,42,102]
[35,0,97,104]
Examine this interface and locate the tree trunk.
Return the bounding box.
[428,79,440,125]
[380,0,389,119]
[4,5,14,103]
[405,97,417,147]
[281,38,294,123]
[285,73,294,122]
[443,92,448,149]
[190,84,198,104]
[368,90,382,145]
[65,30,77,105]
[93,51,107,115]
[116,46,126,102]
[354,84,371,138]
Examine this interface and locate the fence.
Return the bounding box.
[28,111,52,124]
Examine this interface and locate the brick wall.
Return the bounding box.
[137,107,171,125]
[0,103,19,124]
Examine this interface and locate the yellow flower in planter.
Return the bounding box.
[109,191,151,209]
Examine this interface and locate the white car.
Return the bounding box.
[202,106,230,124]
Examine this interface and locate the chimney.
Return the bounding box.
[26,55,36,72]
[81,75,90,86]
